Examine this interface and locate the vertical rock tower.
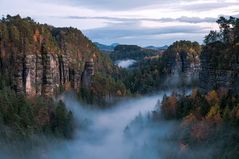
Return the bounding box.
[81,58,94,89]
[0,15,108,97]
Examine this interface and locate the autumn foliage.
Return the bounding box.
[160,89,239,159]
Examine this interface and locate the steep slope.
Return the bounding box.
[199,16,239,92]
[0,15,114,97]
[122,40,201,94]
[163,40,201,73]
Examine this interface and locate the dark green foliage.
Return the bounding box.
[79,87,94,105]
[196,93,210,116]
[202,16,239,70]
[0,87,74,139]
[123,59,167,94]
[51,101,74,138]
[176,97,194,119]
[121,40,201,94]
[110,45,159,61]
[78,72,129,107]
[204,16,239,45]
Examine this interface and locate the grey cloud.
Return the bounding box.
[84,26,207,39]
[66,16,217,24]
[43,0,177,10]
[41,0,238,11]
[178,2,239,12]
[220,14,239,18]
[175,16,217,23]
[83,21,209,46]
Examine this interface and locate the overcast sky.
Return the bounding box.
[1,0,239,46]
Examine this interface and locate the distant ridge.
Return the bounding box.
[94,42,119,52]
[144,45,168,50]
[94,42,168,52]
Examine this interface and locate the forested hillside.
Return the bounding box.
[0,15,128,105]
[0,15,127,139]
[151,16,239,159]
[155,89,239,159]
[110,45,161,61]
[200,16,239,92]
[121,40,201,94]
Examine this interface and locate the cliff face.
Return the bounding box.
[199,45,239,93]
[174,51,200,74]
[199,65,238,92]
[15,53,85,96]
[163,41,201,78]
[199,16,239,93]
[0,15,113,96]
[81,59,94,89]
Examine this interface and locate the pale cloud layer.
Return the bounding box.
[0,0,239,46]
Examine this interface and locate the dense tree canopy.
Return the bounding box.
[0,87,74,139]
[202,16,239,69]
[155,89,239,159]
[110,45,160,61]
[121,40,201,94]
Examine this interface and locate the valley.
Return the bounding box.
[0,14,239,159]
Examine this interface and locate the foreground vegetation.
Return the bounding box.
[155,89,239,159]
[0,88,74,139]
[0,15,238,159]
[152,16,239,159]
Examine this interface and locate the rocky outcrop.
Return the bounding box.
[199,56,239,93]
[198,16,239,93]
[14,51,94,97]
[81,59,94,89]
[163,41,201,79]
[168,51,200,79]
[175,51,190,73]
[0,15,114,97]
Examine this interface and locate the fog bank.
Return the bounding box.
[53,92,172,159]
[115,59,136,68]
[0,90,207,159]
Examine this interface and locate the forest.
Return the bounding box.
[0,14,239,159]
[150,16,239,159]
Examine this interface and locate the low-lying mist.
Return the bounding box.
[0,91,175,159]
[115,59,136,68]
[54,92,174,159]
[0,89,220,159]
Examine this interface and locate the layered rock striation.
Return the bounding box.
[199,55,239,93]
[198,16,239,93]
[0,15,113,97]
[14,50,95,97]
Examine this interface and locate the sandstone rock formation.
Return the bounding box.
[81,58,94,89]
[163,41,201,78]
[0,15,113,97]
[199,55,239,93]
[14,52,95,97]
